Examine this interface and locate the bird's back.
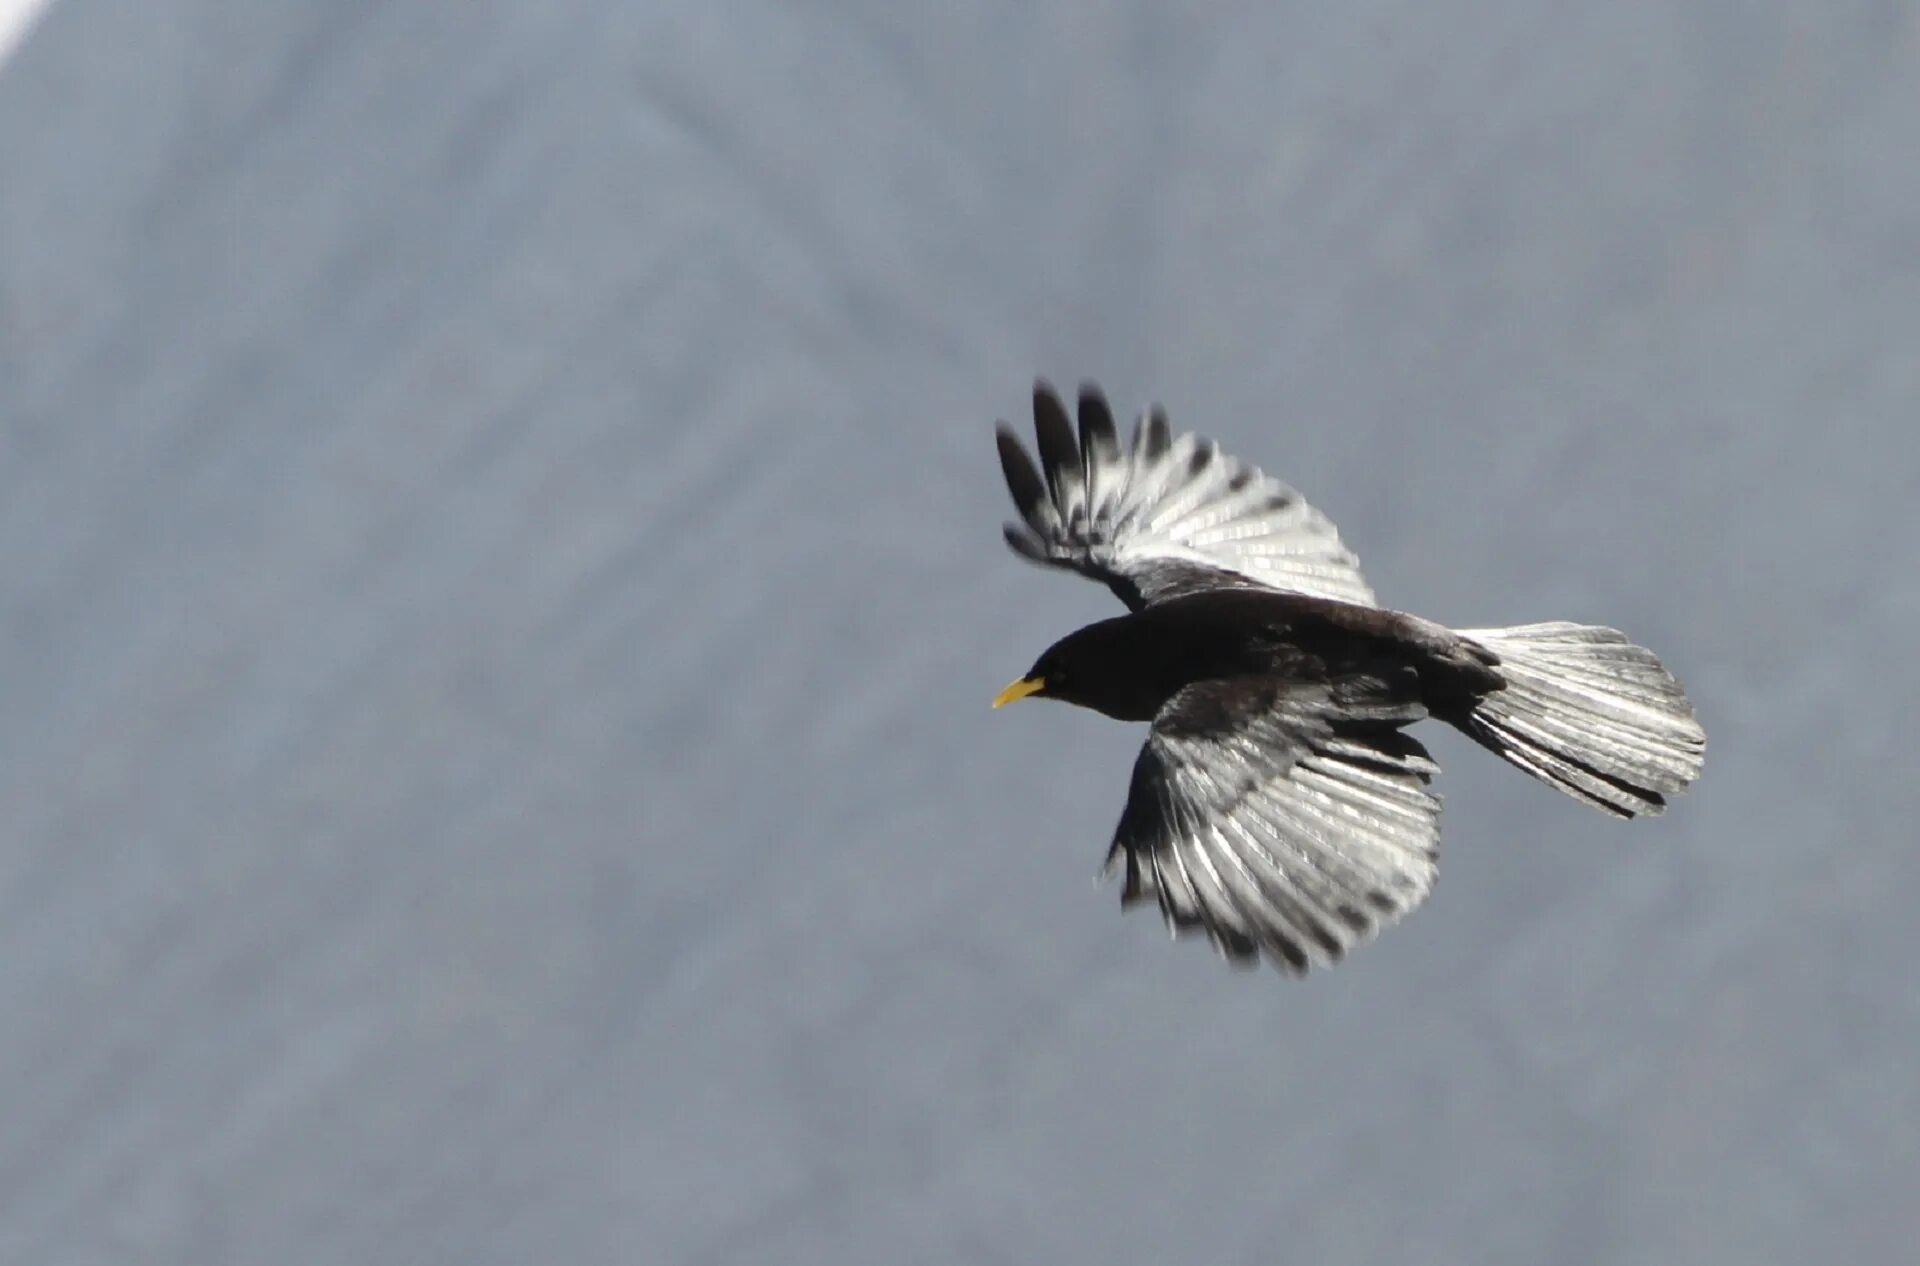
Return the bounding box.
[1138,588,1501,702]
[1053,588,1501,722]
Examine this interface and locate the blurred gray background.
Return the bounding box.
[2,2,1916,1263]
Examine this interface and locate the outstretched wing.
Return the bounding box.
[997,380,1376,610]
[1105,674,1440,975]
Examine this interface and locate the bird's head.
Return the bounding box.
[991,643,1074,710]
[992,618,1168,722]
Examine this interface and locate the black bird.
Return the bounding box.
[993,380,1705,975]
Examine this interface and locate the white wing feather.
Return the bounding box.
[999,381,1377,609]
[1106,677,1440,975]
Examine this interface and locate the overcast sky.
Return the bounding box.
[2,4,1917,1264]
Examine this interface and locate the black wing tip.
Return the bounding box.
[995,424,1049,525]
[993,419,1027,466]
[1002,520,1050,562]
[993,420,1024,467]
[1139,404,1172,459]
[1032,379,1074,426]
[1030,378,1082,489]
[1032,377,1066,414]
[1265,936,1311,975]
[1076,381,1118,454]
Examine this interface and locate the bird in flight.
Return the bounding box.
[993,380,1705,976]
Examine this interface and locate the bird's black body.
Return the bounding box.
[1021,588,1504,724]
[992,380,1705,976]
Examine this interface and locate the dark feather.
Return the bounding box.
[1076,383,1121,479]
[1031,380,1084,524]
[995,423,1050,533]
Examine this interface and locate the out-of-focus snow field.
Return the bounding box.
[2,4,1917,1264]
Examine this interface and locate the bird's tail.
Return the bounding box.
[1449,622,1705,818]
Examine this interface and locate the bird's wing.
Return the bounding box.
[997,380,1377,610]
[1105,673,1440,975]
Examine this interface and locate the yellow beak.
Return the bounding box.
[992,675,1046,708]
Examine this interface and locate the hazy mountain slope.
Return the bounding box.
[1,3,1915,1263]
